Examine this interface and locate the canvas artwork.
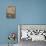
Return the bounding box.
[18,25,46,41]
[6,5,16,18]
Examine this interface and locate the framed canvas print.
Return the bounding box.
[6,4,16,18]
[18,24,46,41]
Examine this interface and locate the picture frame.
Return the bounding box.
[6,5,16,18]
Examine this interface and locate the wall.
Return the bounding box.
[16,0,46,24]
[0,0,17,44]
[0,0,46,44]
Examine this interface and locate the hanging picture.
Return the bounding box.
[6,5,16,18]
[18,24,46,41]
